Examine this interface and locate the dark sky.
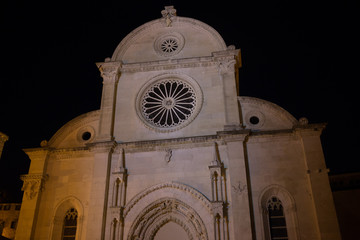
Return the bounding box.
[0,0,358,202]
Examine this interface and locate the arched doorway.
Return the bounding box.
[154,221,188,240]
[128,198,207,240]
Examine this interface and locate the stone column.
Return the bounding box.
[86,141,117,240]
[219,131,253,240]
[213,49,242,131]
[15,148,49,240]
[96,61,121,142]
[0,132,9,160]
[296,124,342,240]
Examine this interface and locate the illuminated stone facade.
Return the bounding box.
[15,6,341,240]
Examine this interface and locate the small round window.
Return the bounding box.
[161,38,179,53]
[154,32,184,57]
[77,126,95,143]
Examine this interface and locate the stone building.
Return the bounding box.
[15,6,341,240]
[0,203,20,240]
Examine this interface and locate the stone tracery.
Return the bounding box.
[128,198,208,240]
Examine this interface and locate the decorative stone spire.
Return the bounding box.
[161,6,177,27]
[211,142,222,167]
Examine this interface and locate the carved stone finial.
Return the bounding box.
[299,117,309,125]
[118,148,126,171]
[40,140,48,147]
[161,6,177,27]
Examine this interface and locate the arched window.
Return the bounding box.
[62,208,78,240]
[267,197,288,240]
[259,185,299,240]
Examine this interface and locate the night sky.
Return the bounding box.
[0,0,358,202]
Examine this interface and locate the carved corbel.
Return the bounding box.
[212,201,225,218]
[217,58,237,75]
[20,174,49,200]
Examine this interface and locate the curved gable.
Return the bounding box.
[239,96,298,131]
[111,15,227,63]
[48,110,100,149]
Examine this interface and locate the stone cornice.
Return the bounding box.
[115,131,251,153]
[120,56,217,73]
[293,123,327,137]
[87,140,117,153]
[100,49,241,74]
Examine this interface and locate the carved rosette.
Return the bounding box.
[20,174,48,200]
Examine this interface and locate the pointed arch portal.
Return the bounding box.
[124,182,212,240]
[128,198,207,240]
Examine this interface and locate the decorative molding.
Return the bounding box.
[51,148,90,160]
[120,56,218,73]
[20,174,49,200]
[88,140,117,153]
[123,181,212,218]
[127,198,208,240]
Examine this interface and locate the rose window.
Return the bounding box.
[160,38,178,53]
[141,80,196,128]
[154,32,184,57]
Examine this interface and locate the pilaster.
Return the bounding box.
[296,124,342,240]
[86,141,117,240]
[218,131,253,240]
[213,48,242,131]
[96,61,122,142]
[15,148,49,240]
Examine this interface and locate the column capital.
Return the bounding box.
[20,174,49,200]
[213,47,241,74]
[96,61,122,83]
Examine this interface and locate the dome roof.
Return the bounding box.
[111,6,227,63]
[238,96,298,131]
[48,110,100,149]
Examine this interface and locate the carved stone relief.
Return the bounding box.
[20,174,48,200]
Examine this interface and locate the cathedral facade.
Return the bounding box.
[15,6,341,240]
